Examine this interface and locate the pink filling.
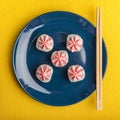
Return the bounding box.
[36,64,53,82]
[68,65,85,82]
[36,34,53,52]
[51,50,68,67]
[67,34,83,52]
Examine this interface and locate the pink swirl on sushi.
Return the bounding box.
[68,65,85,82]
[36,34,54,52]
[51,50,68,67]
[36,64,53,83]
[67,34,83,52]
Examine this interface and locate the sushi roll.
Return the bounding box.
[36,64,53,83]
[66,34,83,52]
[51,50,69,67]
[67,65,85,82]
[36,34,54,52]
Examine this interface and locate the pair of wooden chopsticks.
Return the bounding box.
[96,7,102,110]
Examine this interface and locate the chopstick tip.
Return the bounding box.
[97,101,102,110]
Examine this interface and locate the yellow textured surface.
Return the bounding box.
[0,0,120,119]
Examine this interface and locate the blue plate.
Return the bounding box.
[13,11,107,106]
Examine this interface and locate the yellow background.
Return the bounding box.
[0,0,120,119]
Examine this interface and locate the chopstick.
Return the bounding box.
[96,7,102,110]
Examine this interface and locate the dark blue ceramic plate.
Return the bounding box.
[13,11,107,106]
